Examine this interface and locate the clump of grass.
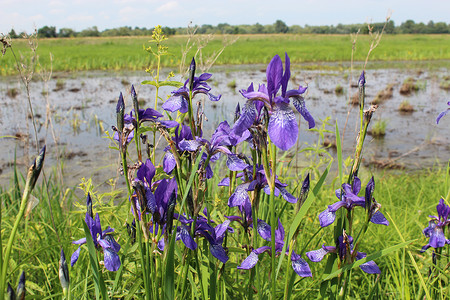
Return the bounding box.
[227,79,237,89]
[7,87,18,98]
[439,76,450,90]
[53,79,65,91]
[121,79,130,86]
[372,83,394,104]
[398,100,414,113]
[368,119,387,137]
[400,77,419,95]
[334,85,343,95]
[350,92,359,106]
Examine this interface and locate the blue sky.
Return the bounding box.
[1,0,449,34]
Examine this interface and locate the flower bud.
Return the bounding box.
[188,57,196,91]
[59,248,70,290]
[86,193,93,220]
[365,177,375,214]
[7,283,16,300]
[26,145,46,192]
[116,92,125,132]
[358,71,366,88]
[131,85,139,120]
[16,271,25,300]
[234,103,241,123]
[297,173,310,211]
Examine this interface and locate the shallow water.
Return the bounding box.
[0,64,449,188]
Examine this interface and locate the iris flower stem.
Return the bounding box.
[187,90,197,137]
[130,199,151,300]
[134,112,142,162]
[283,239,296,300]
[0,180,31,300]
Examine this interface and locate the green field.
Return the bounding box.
[1,34,450,75]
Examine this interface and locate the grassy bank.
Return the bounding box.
[1,34,450,75]
[1,164,448,297]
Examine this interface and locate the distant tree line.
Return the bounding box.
[7,19,450,38]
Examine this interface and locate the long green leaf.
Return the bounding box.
[323,240,414,280]
[276,162,331,278]
[82,222,109,300]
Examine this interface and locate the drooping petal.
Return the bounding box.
[177,226,197,250]
[436,102,450,124]
[137,159,156,184]
[319,207,337,227]
[278,186,297,203]
[162,95,189,113]
[370,211,389,226]
[226,154,248,171]
[232,101,256,137]
[218,177,230,187]
[103,248,121,271]
[101,235,121,253]
[163,151,176,174]
[257,219,272,242]
[291,252,312,277]
[228,183,250,207]
[306,245,333,262]
[70,247,81,267]
[268,102,298,151]
[209,243,229,263]
[355,252,380,274]
[429,225,447,248]
[237,251,259,270]
[292,96,315,129]
[179,139,203,152]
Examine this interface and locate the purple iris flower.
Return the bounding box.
[318,177,388,227]
[71,194,121,272]
[238,219,311,277]
[132,159,178,227]
[306,234,380,274]
[421,198,450,252]
[436,101,450,124]
[173,210,233,263]
[221,164,298,208]
[178,121,248,172]
[162,59,221,114]
[232,53,315,151]
[124,108,178,128]
[163,124,193,174]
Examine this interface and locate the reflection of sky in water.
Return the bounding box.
[0,65,449,187]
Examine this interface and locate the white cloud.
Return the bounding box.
[156,1,179,13]
[67,14,94,22]
[49,9,65,15]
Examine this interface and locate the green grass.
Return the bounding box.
[2,34,450,75]
[1,162,448,298]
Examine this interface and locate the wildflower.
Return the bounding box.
[223,164,298,208]
[162,58,221,113]
[232,53,315,151]
[238,219,311,277]
[436,101,450,124]
[59,248,70,290]
[71,194,121,271]
[306,233,380,274]
[178,121,248,172]
[318,177,388,227]
[421,198,450,252]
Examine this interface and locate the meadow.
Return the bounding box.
[1,34,450,76]
[1,28,450,299]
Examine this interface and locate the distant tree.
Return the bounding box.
[400,20,416,33]
[59,28,76,38]
[252,23,265,34]
[8,29,18,38]
[274,20,288,33]
[37,26,57,38]
[79,26,100,37]
[433,22,449,33]
[161,26,175,36]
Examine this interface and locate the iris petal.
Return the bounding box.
[268,102,298,151]
[103,247,121,271]
[292,96,315,129]
[237,251,259,270]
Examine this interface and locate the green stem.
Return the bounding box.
[0,181,31,300]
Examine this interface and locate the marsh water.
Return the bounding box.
[1,63,449,188]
